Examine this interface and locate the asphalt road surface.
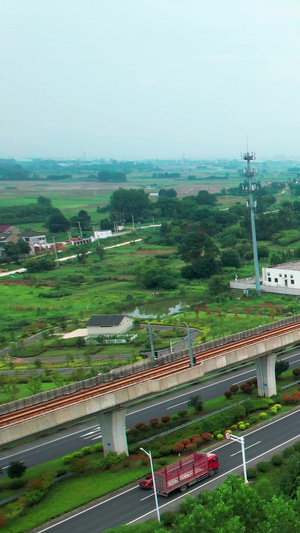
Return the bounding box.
[33,408,300,533]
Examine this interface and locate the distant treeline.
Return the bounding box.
[46,174,72,180]
[152,172,181,178]
[97,171,127,182]
[0,159,30,180]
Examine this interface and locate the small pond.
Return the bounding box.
[125,298,200,319]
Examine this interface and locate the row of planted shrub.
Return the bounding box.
[128,398,277,457]
[246,440,300,480]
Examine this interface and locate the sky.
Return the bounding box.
[1,0,300,160]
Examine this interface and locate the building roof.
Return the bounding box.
[86,314,128,327]
[20,230,46,237]
[266,261,300,271]
[0,225,13,232]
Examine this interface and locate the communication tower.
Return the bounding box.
[241,151,261,295]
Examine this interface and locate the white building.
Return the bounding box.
[262,261,300,289]
[93,230,112,240]
[86,314,133,337]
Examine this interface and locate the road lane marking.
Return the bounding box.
[36,485,139,532]
[230,440,261,457]
[140,493,154,501]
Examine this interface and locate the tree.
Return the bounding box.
[208,275,229,295]
[24,257,55,273]
[159,188,177,198]
[70,210,91,231]
[7,461,27,479]
[221,250,241,268]
[27,374,43,395]
[37,196,52,207]
[110,189,151,221]
[47,209,70,232]
[1,376,20,401]
[275,360,289,378]
[179,232,218,263]
[50,370,65,388]
[187,395,203,411]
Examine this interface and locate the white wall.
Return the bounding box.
[262,267,300,288]
[87,317,133,337]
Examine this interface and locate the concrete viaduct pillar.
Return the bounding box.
[97,407,128,456]
[254,353,277,397]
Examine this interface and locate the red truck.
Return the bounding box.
[139,451,219,497]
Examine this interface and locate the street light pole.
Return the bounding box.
[183,321,194,367]
[225,432,248,483]
[139,447,160,522]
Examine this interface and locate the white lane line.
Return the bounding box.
[127,432,300,525]
[231,441,261,457]
[140,493,153,501]
[0,425,100,462]
[36,485,139,532]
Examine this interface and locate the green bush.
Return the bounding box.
[92,443,103,453]
[269,407,277,415]
[249,414,260,424]
[259,412,267,419]
[62,455,73,465]
[81,446,92,455]
[216,434,224,440]
[256,461,271,473]
[231,424,238,430]
[271,454,283,466]
[156,458,168,466]
[282,446,295,458]
[178,410,188,418]
[293,441,300,452]
[161,510,177,526]
[273,403,282,410]
[246,467,257,480]
[72,451,83,459]
[10,478,26,490]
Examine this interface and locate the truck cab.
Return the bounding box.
[207,452,219,474]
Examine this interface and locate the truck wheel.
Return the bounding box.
[209,469,215,477]
[180,484,187,492]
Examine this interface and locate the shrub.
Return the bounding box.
[178,409,188,418]
[72,451,83,459]
[249,414,260,424]
[181,438,191,446]
[185,443,197,451]
[155,422,165,429]
[81,446,92,455]
[244,423,250,428]
[216,434,224,440]
[259,412,267,419]
[156,458,168,466]
[224,390,233,399]
[282,446,295,458]
[229,385,239,394]
[272,454,283,466]
[62,455,72,465]
[161,510,177,526]
[231,424,238,430]
[92,443,103,453]
[10,479,26,490]
[292,367,300,377]
[150,418,159,427]
[172,442,184,453]
[247,467,257,479]
[135,422,145,429]
[159,445,171,456]
[161,415,171,424]
[293,441,300,452]
[244,386,253,394]
[238,423,245,430]
[191,434,201,440]
[273,404,282,410]
[269,407,277,415]
[7,461,27,479]
[192,437,204,446]
[256,461,271,473]
[140,424,150,431]
[128,428,138,435]
[202,433,213,441]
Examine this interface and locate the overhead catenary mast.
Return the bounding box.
[242,150,261,295]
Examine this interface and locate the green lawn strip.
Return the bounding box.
[0,465,149,533]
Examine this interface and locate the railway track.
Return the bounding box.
[1,320,300,428]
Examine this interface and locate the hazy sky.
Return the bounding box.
[1,0,300,160]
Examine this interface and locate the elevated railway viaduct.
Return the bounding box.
[1,315,300,455]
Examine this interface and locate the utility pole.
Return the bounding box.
[242,150,261,295]
[52,237,59,267]
[77,221,83,238]
[183,322,194,367]
[148,322,156,359]
[132,215,135,229]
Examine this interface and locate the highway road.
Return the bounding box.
[0,350,299,471]
[34,408,300,533]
